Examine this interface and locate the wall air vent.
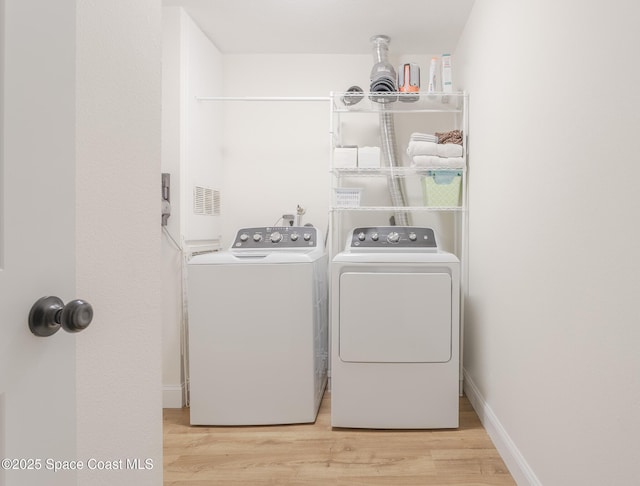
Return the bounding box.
[212,189,221,215]
[193,186,220,216]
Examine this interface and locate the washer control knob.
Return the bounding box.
[253,233,262,242]
[371,232,379,241]
[409,232,417,241]
[270,231,282,243]
[387,231,400,244]
[239,233,249,242]
[290,232,299,241]
[357,232,366,241]
[303,232,312,241]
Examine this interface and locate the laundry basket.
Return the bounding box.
[334,188,362,208]
[421,171,462,207]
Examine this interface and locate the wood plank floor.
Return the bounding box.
[164,392,515,485]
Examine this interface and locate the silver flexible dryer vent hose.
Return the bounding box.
[369,35,411,226]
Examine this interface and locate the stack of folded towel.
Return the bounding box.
[407,131,465,169]
[409,132,438,143]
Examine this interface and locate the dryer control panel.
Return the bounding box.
[232,226,319,249]
[347,226,437,251]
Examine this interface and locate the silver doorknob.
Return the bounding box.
[28,296,94,337]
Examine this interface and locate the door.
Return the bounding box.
[1,1,78,484]
[2,1,162,485]
[339,271,452,363]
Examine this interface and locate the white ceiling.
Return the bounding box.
[162,0,476,55]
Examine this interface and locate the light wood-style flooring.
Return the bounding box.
[164,392,515,485]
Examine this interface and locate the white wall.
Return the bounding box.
[182,12,223,245]
[220,52,438,246]
[76,1,163,484]
[220,54,371,243]
[161,7,184,407]
[162,7,223,407]
[455,1,640,484]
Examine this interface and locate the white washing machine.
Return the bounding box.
[187,226,328,425]
[331,226,460,429]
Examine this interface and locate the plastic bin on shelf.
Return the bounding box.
[334,188,362,208]
[421,170,462,207]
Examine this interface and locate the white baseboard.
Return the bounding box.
[163,384,184,409]
[463,370,541,486]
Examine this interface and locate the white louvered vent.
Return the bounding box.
[212,189,221,215]
[193,186,221,216]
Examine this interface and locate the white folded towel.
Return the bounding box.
[407,141,463,158]
[409,132,438,143]
[411,155,466,169]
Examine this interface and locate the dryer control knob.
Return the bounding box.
[357,232,366,241]
[409,232,417,241]
[270,231,282,243]
[387,231,400,243]
[371,233,379,241]
[290,233,299,241]
[240,233,249,242]
[303,232,312,241]
[253,233,262,242]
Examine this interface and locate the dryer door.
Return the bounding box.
[339,271,452,363]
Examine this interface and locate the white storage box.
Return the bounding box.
[333,146,358,168]
[358,146,381,168]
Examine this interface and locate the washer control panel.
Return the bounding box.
[348,226,437,250]
[232,226,318,249]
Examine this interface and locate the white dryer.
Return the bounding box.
[187,226,328,425]
[331,226,460,429]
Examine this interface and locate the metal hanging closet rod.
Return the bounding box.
[195,96,331,102]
